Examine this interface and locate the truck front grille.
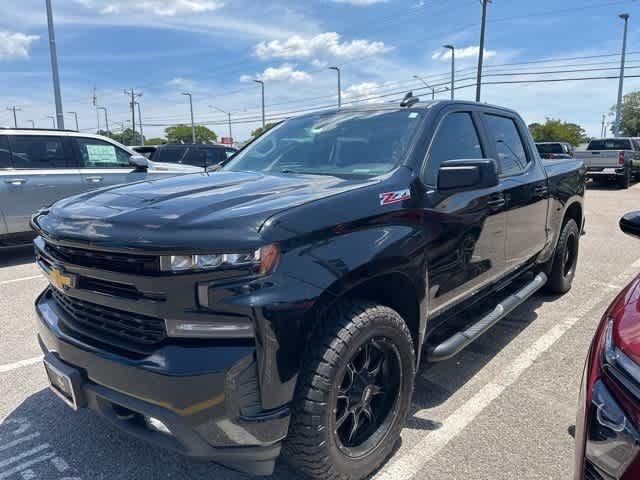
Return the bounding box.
[51,289,167,353]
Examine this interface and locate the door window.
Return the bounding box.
[425,112,484,185]
[0,136,11,168]
[9,136,69,169]
[76,138,132,168]
[485,115,529,176]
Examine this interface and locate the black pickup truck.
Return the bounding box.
[31,99,585,480]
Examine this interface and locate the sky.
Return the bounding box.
[1,0,640,142]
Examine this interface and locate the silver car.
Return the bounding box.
[0,129,201,246]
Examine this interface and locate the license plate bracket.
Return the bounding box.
[43,353,85,410]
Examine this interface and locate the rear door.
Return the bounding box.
[74,136,150,189]
[0,134,83,234]
[482,112,548,270]
[421,108,508,313]
[0,136,11,235]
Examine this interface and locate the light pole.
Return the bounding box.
[476,0,491,102]
[182,92,196,143]
[46,116,56,128]
[254,80,265,128]
[413,75,435,100]
[135,102,144,145]
[67,112,79,131]
[209,105,232,140]
[444,45,455,99]
[6,107,20,128]
[45,0,64,129]
[614,13,630,137]
[97,107,109,136]
[329,67,342,108]
[27,120,35,128]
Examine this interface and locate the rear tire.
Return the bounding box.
[618,169,630,189]
[284,300,416,480]
[546,218,580,294]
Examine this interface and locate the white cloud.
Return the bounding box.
[331,0,387,4]
[241,64,312,84]
[0,31,39,60]
[166,77,197,90]
[432,45,497,61]
[74,0,223,16]
[254,32,392,61]
[342,81,395,103]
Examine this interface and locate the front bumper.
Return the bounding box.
[36,288,290,476]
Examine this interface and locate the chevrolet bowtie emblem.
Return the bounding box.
[49,267,76,291]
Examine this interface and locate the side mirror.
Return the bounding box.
[438,159,499,190]
[129,154,149,171]
[620,211,640,238]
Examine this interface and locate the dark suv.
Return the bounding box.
[151,143,236,168]
[32,100,585,479]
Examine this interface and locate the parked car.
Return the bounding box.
[0,129,200,247]
[574,211,640,480]
[131,145,159,159]
[575,138,640,188]
[150,143,237,169]
[32,100,585,479]
[536,141,575,159]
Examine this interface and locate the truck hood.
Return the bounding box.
[35,171,378,251]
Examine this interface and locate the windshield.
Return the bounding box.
[588,139,632,150]
[222,109,424,177]
[536,143,563,154]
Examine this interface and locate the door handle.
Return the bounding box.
[5,178,26,186]
[86,176,103,183]
[487,194,506,210]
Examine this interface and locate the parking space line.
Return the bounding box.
[0,275,43,287]
[0,433,40,452]
[0,357,43,374]
[0,453,55,480]
[0,444,50,469]
[376,262,640,480]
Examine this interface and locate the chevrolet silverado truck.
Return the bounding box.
[575,137,640,188]
[31,99,585,480]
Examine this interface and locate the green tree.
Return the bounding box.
[145,137,166,145]
[165,124,217,144]
[96,129,144,146]
[251,122,278,138]
[528,118,589,146]
[610,91,640,136]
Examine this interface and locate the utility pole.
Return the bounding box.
[46,116,56,128]
[209,105,232,140]
[329,67,342,108]
[45,0,64,129]
[614,13,630,137]
[182,92,196,143]
[6,107,20,128]
[476,0,491,102]
[135,102,144,146]
[444,45,455,99]
[254,80,265,128]
[91,87,100,133]
[97,107,109,136]
[124,89,142,145]
[413,75,435,99]
[68,111,79,131]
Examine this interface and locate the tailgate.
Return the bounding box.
[577,151,621,169]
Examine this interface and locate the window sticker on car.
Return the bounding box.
[379,189,411,206]
[86,144,117,164]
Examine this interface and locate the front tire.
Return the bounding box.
[546,218,580,294]
[284,300,416,480]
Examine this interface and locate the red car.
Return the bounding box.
[575,211,640,479]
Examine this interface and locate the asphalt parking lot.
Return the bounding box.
[0,181,638,480]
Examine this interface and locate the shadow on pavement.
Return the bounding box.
[0,245,34,268]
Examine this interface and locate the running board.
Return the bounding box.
[427,272,548,362]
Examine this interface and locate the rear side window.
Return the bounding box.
[9,136,69,169]
[0,136,11,168]
[632,139,640,151]
[536,143,562,155]
[425,112,484,185]
[75,138,131,168]
[156,147,189,164]
[485,115,529,176]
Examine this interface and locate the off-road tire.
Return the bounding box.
[283,300,416,480]
[618,168,631,189]
[546,218,580,294]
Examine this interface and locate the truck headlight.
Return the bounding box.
[160,245,280,274]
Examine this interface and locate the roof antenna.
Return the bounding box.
[400,91,420,108]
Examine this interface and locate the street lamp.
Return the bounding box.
[27,120,35,128]
[614,13,630,137]
[67,111,79,131]
[210,105,232,140]
[413,75,435,100]
[135,102,144,146]
[182,92,196,143]
[443,44,455,100]
[329,67,342,108]
[46,115,56,128]
[254,80,265,128]
[97,107,109,135]
[45,0,64,129]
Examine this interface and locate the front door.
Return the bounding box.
[421,110,508,314]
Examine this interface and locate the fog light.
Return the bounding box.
[145,416,171,435]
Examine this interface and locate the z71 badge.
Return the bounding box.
[379,189,411,206]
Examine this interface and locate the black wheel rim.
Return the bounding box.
[332,337,402,458]
[563,232,577,278]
